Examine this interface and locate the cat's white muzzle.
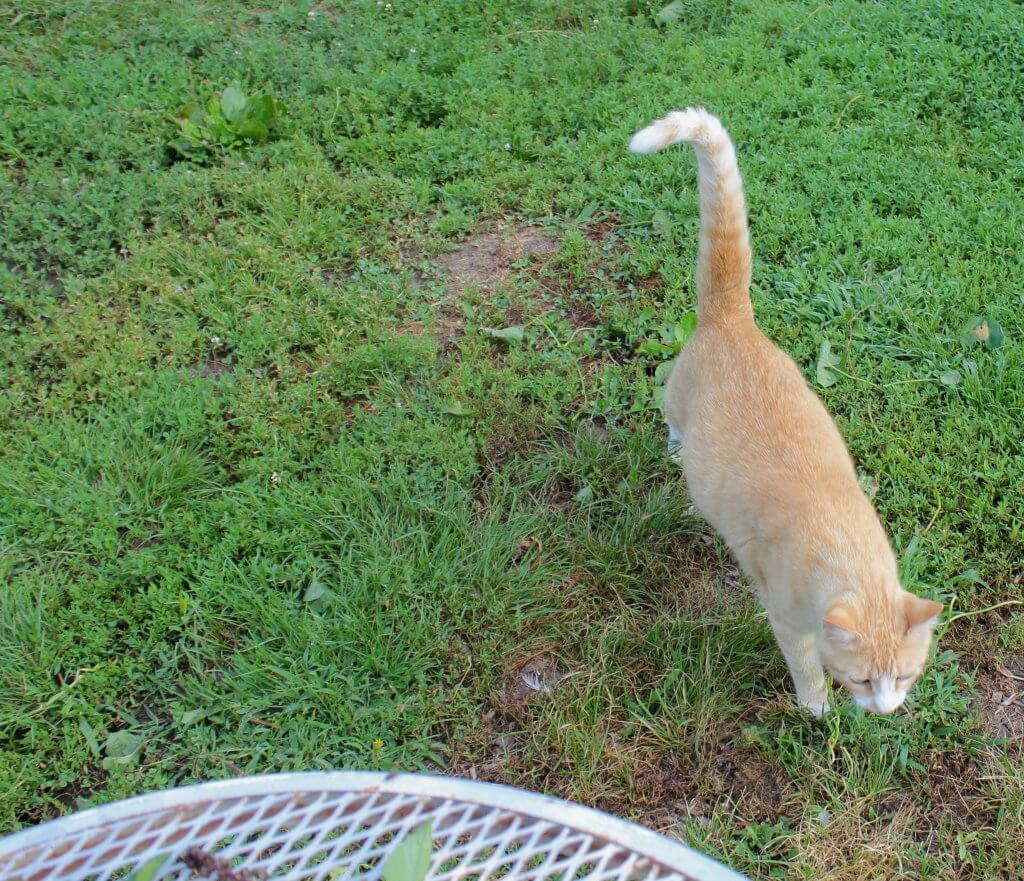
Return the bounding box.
[856,688,905,715]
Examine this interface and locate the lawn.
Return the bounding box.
[1,1,1022,878]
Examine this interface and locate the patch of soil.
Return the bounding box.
[128,534,163,552]
[499,649,569,707]
[704,739,792,821]
[974,654,1024,740]
[319,268,354,287]
[189,358,234,380]
[647,532,748,616]
[565,297,600,330]
[435,224,559,300]
[3,254,64,296]
[421,224,557,357]
[636,272,665,295]
[435,305,465,357]
[583,218,621,247]
[477,416,544,477]
[925,751,994,828]
[446,701,527,785]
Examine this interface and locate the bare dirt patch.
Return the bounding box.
[2,254,66,327]
[711,740,792,820]
[427,224,559,355]
[499,648,570,707]
[975,654,1024,740]
[320,268,353,287]
[436,224,559,300]
[189,358,234,380]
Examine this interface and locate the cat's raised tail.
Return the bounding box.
[630,108,753,325]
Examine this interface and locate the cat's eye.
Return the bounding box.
[852,678,870,686]
[896,675,911,683]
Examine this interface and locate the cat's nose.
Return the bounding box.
[873,692,903,714]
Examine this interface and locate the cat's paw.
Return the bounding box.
[798,697,831,719]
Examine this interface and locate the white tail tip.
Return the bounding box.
[628,107,719,154]
[628,125,671,154]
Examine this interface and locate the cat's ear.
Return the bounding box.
[903,594,943,633]
[823,602,861,647]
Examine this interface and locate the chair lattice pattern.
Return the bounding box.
[0,786,708,881]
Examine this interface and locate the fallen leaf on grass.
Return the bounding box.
[816,339,841,387]
[960,315,1005,350]
[440,400,473,417]
[656,0,686,25]
[382,819,434,881]
[482,325,525,344]
[102,730,143,769]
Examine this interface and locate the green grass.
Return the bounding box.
[1,1,1022,878]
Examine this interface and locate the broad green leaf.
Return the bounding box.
[178,101,205,122]
[654,360,675,384]
[247,94,275,128]
[636,339,675,357]
[675,310,698,345]
[102,730,143,768]
[651,208,673,235]
[168,140,197,158]
[815,339,840,387]
[656,0,686,25]
[178,120,205,143]
[304,578,326,602]
[573,484,594,503]
[220,84,248,124]
[179,708,208,726]
[234,116,270,140]
[960,315,1005,350]
[652,384,666,412]
[441,401,473,416]
[126,855,170,881]
[482,325,525,344]
[939,369,961,387]
[382,820,434,881]
[80,718,101,757]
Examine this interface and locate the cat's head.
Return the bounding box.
[820,592,943,714]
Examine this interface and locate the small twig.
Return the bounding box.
[218,757,246,778]
[946,600,1024,626]
[831,94,864,130]
[502,29,582,40]
[920,505,942,536]
[28,666,100,718]
[996,665,1024,684]
[322,87,341,138]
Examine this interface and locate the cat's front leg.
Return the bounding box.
[771,625,830,718]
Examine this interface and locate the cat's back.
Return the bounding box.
[666,322,858,498]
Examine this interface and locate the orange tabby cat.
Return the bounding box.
[630,108,942,716]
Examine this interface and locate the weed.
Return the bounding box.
[169,83,284,162]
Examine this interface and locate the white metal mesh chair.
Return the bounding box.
[0,772,745,881]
